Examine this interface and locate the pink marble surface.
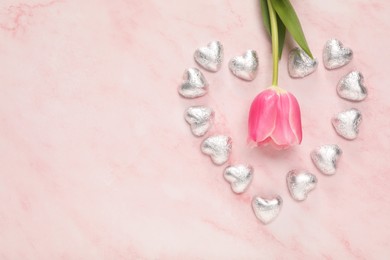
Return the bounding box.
[0,0,390,259]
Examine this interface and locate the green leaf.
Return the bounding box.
[260,0,271,36]
[260,0,286,59]
[276,14,286,59]
[270,0,313,58]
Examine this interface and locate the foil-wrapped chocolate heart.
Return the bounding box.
[311,144,342,175]
[252,195,282,225]
[337,71,368,102]
[194,41,223,72]
[288,47,318,78]
[229,50,259,81]
[178,68,208,98]
[185,106,214,137]
[201,135,232,165]
[323,39,353,69]
[332,108,362,140]
[223,165,253,194]
[286,170,317,201]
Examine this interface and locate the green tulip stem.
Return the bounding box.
[267,0,279,86]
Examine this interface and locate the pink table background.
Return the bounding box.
[1,0,390,259]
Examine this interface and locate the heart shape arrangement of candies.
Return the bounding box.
[178,39,368,225]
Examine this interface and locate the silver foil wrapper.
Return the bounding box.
[223,165,253,194]
[252,195,282,225]
[201,135,232,165]
[194,41,223,72]
[332,108,362,140]
[323,39,353,69]
[286,170,317,201]
[288,47,318,78]
[185,106,214,137]
[337,71,367,102]
[311,144,342,175]
[178,68,208,98]
[229,50,259,81]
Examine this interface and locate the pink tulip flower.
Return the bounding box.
[248,87,302,149]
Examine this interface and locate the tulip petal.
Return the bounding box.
[248,89,278,143]
[271,93,297,146]
[287,93,302,143]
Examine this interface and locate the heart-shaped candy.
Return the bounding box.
[288,47,318,78]
[337,71,367,101]
[223,165,253,194]
[201,135,232,165]
[194,41,223,72]
[252,195,282,224]
[286,170,317,201]
[311,144,342,175]
[178,68,208,98]
[332,108,362,140]
[229,50,259,81]
[184,106,214,137]
[323,39,353,69]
